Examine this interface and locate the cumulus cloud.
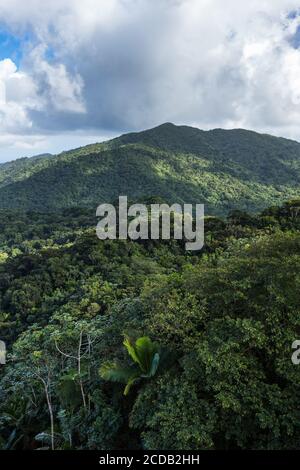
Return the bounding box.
[28,45,86,113]
[0,58,37,133]
[1,0,300,160]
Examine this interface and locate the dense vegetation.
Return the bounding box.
[1,123,300,214]
[1,124,299,449]
[0,200,299,450]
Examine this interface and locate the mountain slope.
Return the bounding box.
[116,123,300,185]
[0,153,53,188]
[1,123,300,215]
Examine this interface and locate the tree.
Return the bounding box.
[100,335,160,395]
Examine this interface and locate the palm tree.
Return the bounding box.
[99,335,160,395]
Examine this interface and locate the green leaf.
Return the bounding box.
[58,374,81,408]
[123,376,140,396]
[134,336,158,373]
[123,335,141,367]
[100,362,138,384]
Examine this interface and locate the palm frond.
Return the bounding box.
[99,362,138,384]
[100,335,161,396]
[123,375,140,396]
[135,336,158,373]
[123,335,141,367]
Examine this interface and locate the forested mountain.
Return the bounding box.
[1,123,300,214]
[0,154,53,188]
[0,124,300,451]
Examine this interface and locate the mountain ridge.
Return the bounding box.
[1,122,300,215]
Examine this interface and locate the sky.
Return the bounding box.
[1,0,300,162]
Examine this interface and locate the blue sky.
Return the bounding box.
[0,26,57,69]
[1,0,300,163]
[290,24,300,47]
[0,29,22,64]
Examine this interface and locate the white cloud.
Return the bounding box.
[29,45,86,113]
[0,58,38,133]
[1,0,300,160]
[0,47,85,153]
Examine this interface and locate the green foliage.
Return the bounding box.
[0,199,300,449]
[123,335,159,375]
[100,336,160,395]
[58,371,82,410]
[1,124,300,214]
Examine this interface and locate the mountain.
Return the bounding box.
[1,123,300,215]
[0,153,53,188]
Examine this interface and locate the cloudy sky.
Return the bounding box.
[1,0,300,162]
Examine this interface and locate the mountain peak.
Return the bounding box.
[155,121,176,127]
[1,123,300,214]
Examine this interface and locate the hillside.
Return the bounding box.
[1,123,300,215]
[0,154,53,188]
